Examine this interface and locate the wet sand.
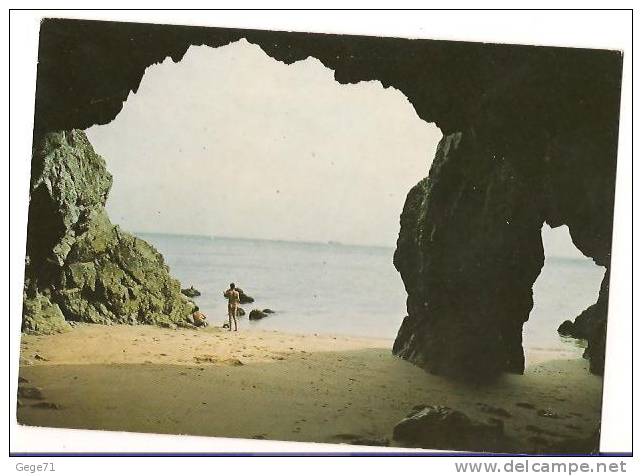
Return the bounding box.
[16,324,603,452]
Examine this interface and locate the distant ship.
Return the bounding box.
[327,240,343,246]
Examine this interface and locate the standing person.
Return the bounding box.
[224,283,240,332]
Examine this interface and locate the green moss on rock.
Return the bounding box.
[22,293,71,335]
[23,130,195,333]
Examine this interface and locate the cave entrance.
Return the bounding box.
[83,39,605,363]
[85,40,442,339]
[523,224,606,364]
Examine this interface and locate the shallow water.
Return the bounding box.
[139,233,605,360]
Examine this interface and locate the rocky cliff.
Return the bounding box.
[22,130,195,334]
[558,271,610,375]
[393,130,546,377]
[393,118,613,376]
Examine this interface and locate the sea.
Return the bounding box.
[139,233,606,361]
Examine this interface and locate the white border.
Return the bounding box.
[4,7,634,467]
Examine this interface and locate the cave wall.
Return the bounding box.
[27,18,622,375]
[393,129,546,377]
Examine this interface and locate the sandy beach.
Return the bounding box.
[16,324,603,452]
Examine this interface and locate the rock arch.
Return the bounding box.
[26,18,622,376]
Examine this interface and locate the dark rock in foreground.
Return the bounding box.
[393,404,506,452]
[237,307,246,316]
[22,131,195,333]
[249,309,267,320]
[262,308,275,314]
[393,132,545,378]
[181,286,201,298]
[393,123,614,378]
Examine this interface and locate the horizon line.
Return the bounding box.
[130,230,597,262]
[132,230,396,250]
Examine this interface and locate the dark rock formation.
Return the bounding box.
[558,270,610,375]
[28,19,622,377]
[557,320,576,336]
[393,404,506,452]
[393,131,545,377]
[249,309,267,320]
[262,309,275,314]
[181,286,201,298]
[237,307,246,317]
[392,71,619,377]
[22,130,195,333]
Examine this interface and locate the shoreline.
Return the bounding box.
[17,324,603,452]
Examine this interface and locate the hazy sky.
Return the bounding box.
[86,39,588,259]
[86,40,439,247]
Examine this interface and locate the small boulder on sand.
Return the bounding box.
[393,404,505,451]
